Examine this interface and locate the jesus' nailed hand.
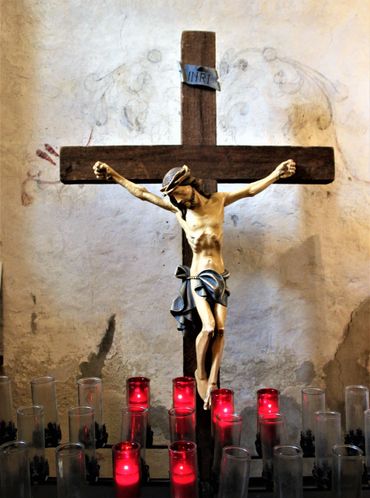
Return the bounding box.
[93,159,296,409]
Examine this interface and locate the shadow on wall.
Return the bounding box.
[323,297,370,417]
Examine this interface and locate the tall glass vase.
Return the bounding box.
[344,385,369,451]
[300,387,325,457]
[0,440,32,498]
[56,442,86,498]
[365,408,370,478]
[68,406,99,483]
[31,375,61,447]
[77,377,108,447]
[313,411,342,488]
[332,444,363,498]
[273,445,303,498]
[212,413,242,477]
[260,413,285,483]
[16,405,49,483]
[0,375,16,444]
[218,446,250,498]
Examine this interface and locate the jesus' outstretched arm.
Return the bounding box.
[93,161,176,212]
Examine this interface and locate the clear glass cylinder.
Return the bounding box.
[218,446,250,498]
[172,377,196,412]
[56,442,86,498]
[0,375,16,444]
[213,413,242,475]
[31,375,61,446]
[365,408,370,473]
[113,441,141,498]
[77,377,103,426]
[168,407,196,443]
[16,405,48,482]
[68,406,95,460]
[121,406,148,459]
[314,411,342,474]
[273,445,303,498]
[0,440,32,498]
[260,413,284,480]
[169,441,198,498]
[301,387,325,435]
[332,444,363,498]
[126,377,150,409]
[345,385,369,434]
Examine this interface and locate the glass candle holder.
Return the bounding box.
[56,442,86,498]
[121,406,148,460]
[213,413,243,476]
[344,385,369,451]
[172,377,196,412]
[68,406,99,483]
[0,375,16,445]
[255,388,280,457]
[260,413,284,482]
[77,377,108,448]
[332,444,363,498]
[210,388,234,436]
[127,377,150,409]
[300,387,325,457]
[218,446,250,498]
[365,408,370,475]
[113,441,141,498]
[169,407,196,444]
[0,440,32,498]
[31,375,61,447]
[273,445,303,498]
[313,411,342,488]
[16,405,49,483]
[169,441,198,498]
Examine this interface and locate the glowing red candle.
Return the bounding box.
[127,377,150,409]
[210,389,234,435]
[172,377,196,412]
[169,441,198,498]
[113,441,141,498]
[257,388,279,429]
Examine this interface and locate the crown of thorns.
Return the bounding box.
[160,165,195,195]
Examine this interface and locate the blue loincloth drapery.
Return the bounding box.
[170,265,230,333]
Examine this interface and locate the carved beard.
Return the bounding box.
[180,188,196,209]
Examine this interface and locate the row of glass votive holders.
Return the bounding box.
[0,440,87,498]
[0,375,110,448]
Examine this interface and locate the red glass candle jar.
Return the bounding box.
[169,441,198,498]
[127,377,150,410]
[112,441,141,498]
[257,388,279,429]
[210,389,234,435]
[172,377,196,412]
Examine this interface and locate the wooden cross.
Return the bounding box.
[60,31,334,487]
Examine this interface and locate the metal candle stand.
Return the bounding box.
[44,422,62,448]
[95,422,109,448]
[30,455,49,484]
[345,429,365,452]
[300,429,315,457]
[0,420,17,445]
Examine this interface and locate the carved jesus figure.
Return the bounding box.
[93,159,296,409]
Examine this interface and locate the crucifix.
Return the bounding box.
[60,31,334,485]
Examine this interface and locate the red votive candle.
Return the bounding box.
[169,441,198,498]
[127,377,150,410]
[211,389,234,435]
[257,388,279,429]
[113,441,141,498]
[172,377,196,412]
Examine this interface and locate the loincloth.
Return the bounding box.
[170,265,230,333]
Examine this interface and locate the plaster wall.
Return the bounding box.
[1,0,369,450]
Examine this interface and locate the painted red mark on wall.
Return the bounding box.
[36,148,56,165]
[44,143,59,157]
